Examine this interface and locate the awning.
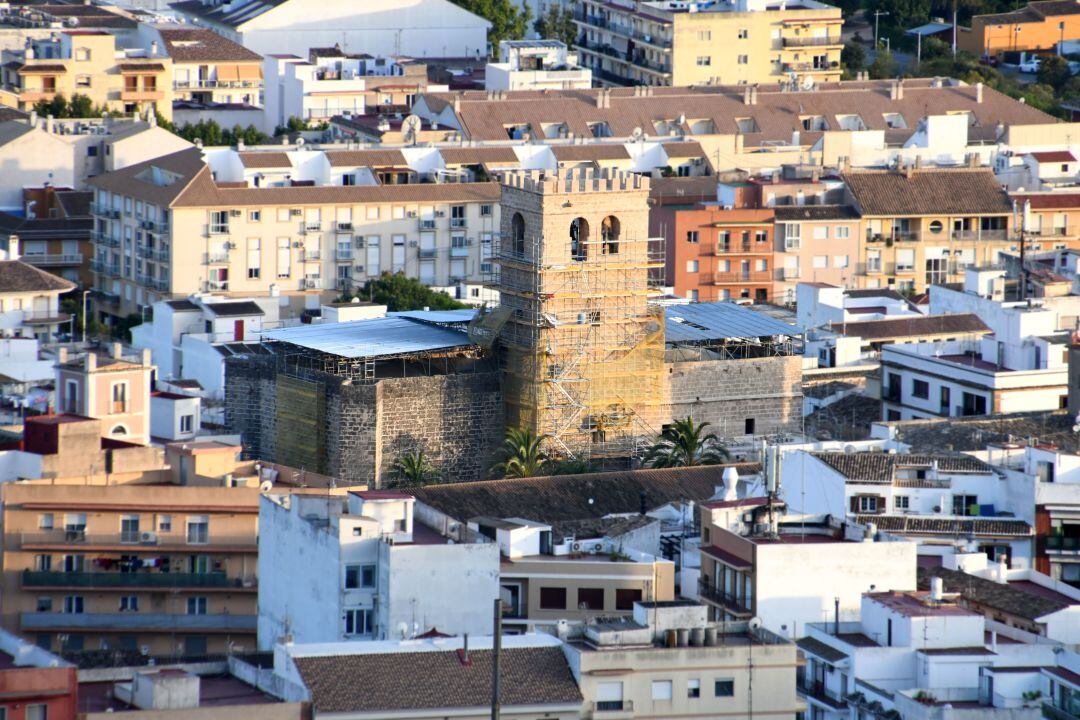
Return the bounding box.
[236,63,261,80]
[216,65,240,82]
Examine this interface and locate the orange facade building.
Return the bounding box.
[670,207,775,303]
[960,0,1080,58]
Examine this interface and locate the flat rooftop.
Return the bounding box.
[78,675,278,713]
[868,591,978,618]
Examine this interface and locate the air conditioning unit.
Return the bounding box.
[140,531,158,545]
[337,222,353,231]
[692,157,703,165]
[229,209,242,217]
[409,240,419,247]
[354,264,365,273]
[290,209,303,216]
[225,241,237,249]
[293,241,304,248]
[406,211,417,218]
[435,210,446,217]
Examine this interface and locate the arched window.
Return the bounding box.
[570,217,589,261]
[601,215,620,255]
[110,424,128,436]
[511,212,525,256]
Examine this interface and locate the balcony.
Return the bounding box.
[19,530,257,552]
[149,277,170,292]
[799,682,847,710]
[22,570,254,590]
[710,271,773,284]
[91,231,119,248]
[335,248,353,261]
[141,219,169,234]
[21,253,82,266]
[120,88,164,102]
[21,612,257,633]
[90,260,120,277]
[450,217,467,229]
[783,35,843,48]
[205,251,230,264]
[1046,535,1080,553]
[782,61,841,73]
[20,311,71,326]
[302,250,322,262]
[591,700,635,718]
[451,245,470,258]
[419,248,437,259]
[174,79,260,89]
[205,280,228,292]
[419,219,437,230]
[207,223,230,236]
[697,579,753,617]
[1032,226,1070,237]
[302,222,322,234]
[1044,702,1080,720]
[90,203,120,219]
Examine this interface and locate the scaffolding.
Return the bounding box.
[490,169,667,460]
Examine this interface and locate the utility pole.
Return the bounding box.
[952,0,958,57]
[873,10,889,50]
[491,598,502,720]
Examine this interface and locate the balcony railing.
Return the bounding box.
[303,250,322,262]
[710,270,773,283]
[419,248,437,259]
[207,224,230,235]
[697,579,753,615]
[141,219,170,234]
[593,700,635,715]
[22,570,252,589]
[90,260,120,277]
[21,612,257,632]
[335,248,353,261]
[205,252,230,264]
[783,35,842,47]
[174,79,260,89]
[1043,701,1080,720]
[419,219,437,230]
[19,529,257,551]
[91,231,119,248]
[21,253,82,266]
[1046,536,1080,551]
[800,681,847,710]
[90,203,120,219]
[450,217,467,229]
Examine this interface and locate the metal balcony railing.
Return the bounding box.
[22,570,251,589]
[21,253,82,266]
[90,204,120,219]
[19,529,257,550]
[21,612,257,632]
[783,35,842,47]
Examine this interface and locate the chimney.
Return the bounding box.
[456,633,472,666]
[890,80,904,101]
[639,491,648,516]
[111,342,122,359]
[28,109,37,128]
[150,40,158,57]
[929,576,944,601]
[45,114,53,134]
[722,466,739,501]
[57,347,68,364]
[86,352,97,372]
[142,348,152,366]
[975,82,983,104]
[453,95,460,113]
[743,86,752,105]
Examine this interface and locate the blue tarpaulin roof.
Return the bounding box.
[906,22,952,36]
[261,316,473,358]
[664,302,802,343]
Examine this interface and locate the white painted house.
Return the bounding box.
[172,0,491,62]
[257,490,500,650]
[485,40,591,92]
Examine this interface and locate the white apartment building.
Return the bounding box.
[135,26,264,108]
[781,450,1036,568]
[87,146,501,322]
[485,40,591,92]
[257,490,500,650]
[881,268,1071,421]
[264,50,427,132]
[797,584,1058,720]
[0,243,75,342]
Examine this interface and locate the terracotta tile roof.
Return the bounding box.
[325,149,408,167]
[439,146,519,165]
[1012,192,1080,209]
[0,260,76,293]
[294,646,582,713]
[843,168,1012,216]
[1030,150,1077,163]
[426,80,1056,146]
[662,141,706,158]
[977,0,1080,23]
[811,452,991,482]
[797,637,848,663]
[54,190,92,218]
[862,514,1032,538]
[18,63,67,73]
[88,147,210,207]
[157,28,263,63]
[238,152,291,168]
[410,464,761,524]
[118,62,167,72]
[772,205,859,221]
[919,566,1068,620]
[830,313,991,341]
[551,143,630,162]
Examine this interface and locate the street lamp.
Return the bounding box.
[1060,21,1066,56]
[873,10,890,50]
[80,289,90,344]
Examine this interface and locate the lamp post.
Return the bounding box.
[1060,21,1066,56]
[873,10,889,50]
[80,289,90,344]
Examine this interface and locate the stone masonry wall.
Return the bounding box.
[324,379,378,487]
[223,354,278,460]
[375,371,504,486]
[665,355,803,438]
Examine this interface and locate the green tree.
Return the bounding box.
[841,42,866,78]
[643,417,729,468]
[69,93,95,118]
[113,313,143,343]
[451,0,531,53]
[361,272,468,311]
[534,4,577,45]
[551,457,596,475]
[1038,54,1072,93]
[61,296,100,340]
[387,448,441,487]
[488,427,549,478]
[868,49,900,79]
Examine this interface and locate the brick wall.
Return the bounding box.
[224,354,277,460]
[665,355,803,437]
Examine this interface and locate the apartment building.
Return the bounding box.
[87,146,500,321]
[1011,191,1080,251]
[782,450,1035,567]
[1,188,93,288]
[773,205,860,301]
[670,207,774,302]
[0,436,272,658]
[485,40,592,92]
[0,31,174,121]
[0,630,77,720]
[843,166,1015,293]
[257,490,499,649]
[0,253,75,342]
[147,27,263,108]
[696,487,914,636]
[960,0,1080,59]
[572,0,843,87]
[265,49,427,131]
[56,345,154,444]
[566,601,804,720]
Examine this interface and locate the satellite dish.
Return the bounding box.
[397,621,410,639]
[260,480,274,493]
[844,444,857,454]
[402,114,422,143]
[630,126,644,142]
[748,617,763,631]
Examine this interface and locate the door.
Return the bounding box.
[233,319,244,342]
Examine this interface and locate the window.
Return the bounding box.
[277,237,291,278]
[738,54,749,64]
[912,379,930,399]
[744,418,755,435]
[185,636,207,656]
[577,587,604,610]
[119,595,138,612]
[186,516,209,544]
[75,47,90,61]
[686,230,699,244]
[344,564,375,589]
[696,56,712,66]
[855,496,878,513]
[836,226,850,239]
[686,260,699,273]
[188,555,209,574]
[158,515,172,532]
[247,237,261,279]
[39,513,54,529]
[180,415,194,434]
[76,74,90,87]
[480,204,493,217]
[652,680,673,701]
[952,494,978,516]
[812,255,827,269]
[697,30,712,40]
[539,586,567,610]
[688,678,701,698]
[111,382,128,413]
[833,255,849,268]
[64,596,84,614]
[26,705,47,720]
[34,554,51,571]
[120,514,140,543]
[715,679,735,697]
[186,596,208,615]
[345,608,374,635]
[814,225,831,240]
[249,210,261,222]
[738,28,749,38]
[929,220,943,233]
[894,495,910,511]
[36,596,52,612]
[596,681,624,711]
[615,588,642,610]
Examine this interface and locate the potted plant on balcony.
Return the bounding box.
[914,691,937,705]
[1022,690,1042,707]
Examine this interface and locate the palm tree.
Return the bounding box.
[488,427,550,478]
[643,417,729,468]
[388,448,439,487]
